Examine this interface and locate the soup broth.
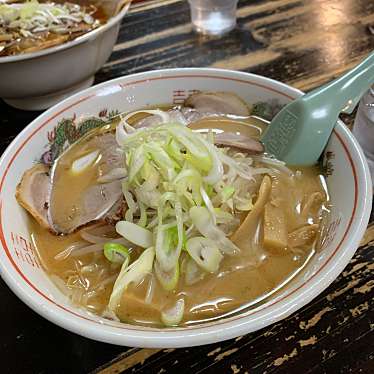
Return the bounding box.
[0,1,107,57]
[30,113,329,327]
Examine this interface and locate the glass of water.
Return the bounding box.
[188,0,239,36]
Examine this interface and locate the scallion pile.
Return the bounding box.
[103,110,271,326]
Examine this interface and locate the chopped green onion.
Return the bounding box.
[167,225,187,250]
[221,186,235,201]
[166,137,184,164]
[122,181,137,222]
[108,247,155,313]
[116,221,153,248]
[205,184,214,197]
[161,299,185,327]
[128,146,146,184]
[137,201,148,227]
[183,255,206,285]
[104,243,130,264]
[145,142,178,181]
[190,206,239,254]
[20,0,38,20]
[186,237,223,273]
[154,260,179,291]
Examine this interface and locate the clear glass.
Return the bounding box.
[352,86,374,184]
[188,0,238,36]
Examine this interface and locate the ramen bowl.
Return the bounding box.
[0,68,371,347]
[0,0,130,111]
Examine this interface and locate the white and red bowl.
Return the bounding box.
[0,68,371,347]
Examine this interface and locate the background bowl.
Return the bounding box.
[0,68,371,348]
[0,0,130,111]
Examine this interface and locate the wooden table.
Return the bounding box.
[1,0,374,373]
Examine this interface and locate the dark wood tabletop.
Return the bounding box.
[1,0,374,373]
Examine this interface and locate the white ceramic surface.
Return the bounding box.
[0,68,371,348]
[0,2,130,111]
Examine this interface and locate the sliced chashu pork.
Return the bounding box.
[47,131,124,234]
[16,130,125,235]
[134,91,264,154]
[184,92,263,153]
[184,91,251,117]
[16,163,51,230]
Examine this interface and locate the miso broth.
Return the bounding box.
[29,113,329,327]
[0,1,107,57]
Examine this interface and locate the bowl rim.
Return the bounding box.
[0,1,130,64]
[0,68,371,347]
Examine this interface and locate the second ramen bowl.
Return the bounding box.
[0,0,130,111]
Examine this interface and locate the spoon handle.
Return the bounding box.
[304,51,374,114]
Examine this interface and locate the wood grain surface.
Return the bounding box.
[0,0,373,373]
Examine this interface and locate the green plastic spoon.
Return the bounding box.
[261,52,374,166]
